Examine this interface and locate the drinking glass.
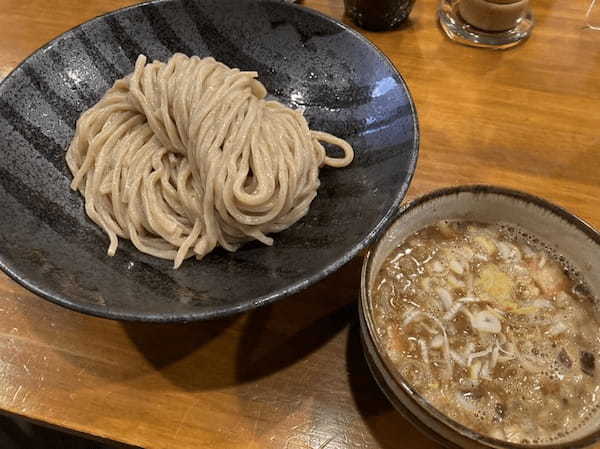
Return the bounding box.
[344,0,416,31]
[438,0,534,49]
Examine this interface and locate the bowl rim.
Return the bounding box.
[360,184,600,449]
[0,0,419,322]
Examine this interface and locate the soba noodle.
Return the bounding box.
[66,53,353,268]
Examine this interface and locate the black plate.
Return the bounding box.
[0,0,418,321]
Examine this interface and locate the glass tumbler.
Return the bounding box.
[439,0,534,49]
[345,0,416,31]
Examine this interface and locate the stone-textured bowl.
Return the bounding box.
[360,185,600,449]
[0,0,418,321]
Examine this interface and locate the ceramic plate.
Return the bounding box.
[0,0,418,321]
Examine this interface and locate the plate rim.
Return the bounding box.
[0,0,419,322]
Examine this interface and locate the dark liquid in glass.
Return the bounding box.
[344,0,416,31]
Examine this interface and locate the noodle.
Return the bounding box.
[66,53,353,268]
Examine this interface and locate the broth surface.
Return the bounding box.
[372,221,600,443]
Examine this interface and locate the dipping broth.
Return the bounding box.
[372,221,600,444]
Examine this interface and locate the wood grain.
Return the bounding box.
[1,0,599,448]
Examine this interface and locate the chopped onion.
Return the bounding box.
[546,321,568,337]
[432,261,445,273]
[497,343,517,361]
[411,311,453,379]
[463,342,476,360]
[496,340,519,363]
[436,287,453,310]
[449,259,464,275]
[469,360,482,381]
[471,310,502,333]
[486,307,505,321]
[458,246,474,261]
[418,339,430,364]
[450,350,466,367]
[438,221,456,238]
[443,302,464,321]
[448,273,465,289]
[417,322,436,335]
[522,245,536,259]
[496,241,521,262]
[420,277,433,291]
[467,347,492,367]
[490,344,500,369]
[480,360,491,380]
[430,317,452,377]
[530,298,553,309]
[511,306,539,315]
[512,264,529,276]
[466,272,475,295]
[443,346,453,379]
[460,308,474,324]
[446,322,457,337]
[431,334,444,349]
[402,308,422,327]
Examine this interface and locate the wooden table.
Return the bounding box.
[1,0,599,448]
